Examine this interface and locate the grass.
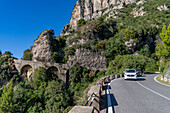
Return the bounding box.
[156,75,170,86]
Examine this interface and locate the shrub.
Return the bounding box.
[23,49,33,61]
[88,71,95,78]
[123,29,136,41]
[77,19,86,27]
[96,40,107,50]
[105,37,128,65]
[90,39,98,45]
[64,47,75,57]
[136,44,151,57]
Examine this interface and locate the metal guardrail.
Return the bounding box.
[84,92,101,113]
[84,92,100,106]
[84,74,123,113]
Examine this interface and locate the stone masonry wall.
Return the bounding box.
[67,48,107,71]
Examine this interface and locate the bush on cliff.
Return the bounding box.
[105,37,129,65]
[51,36,66,63]
[22,49,33,61]
[77,19,86,27]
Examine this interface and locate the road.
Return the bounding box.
[109,74,170,113]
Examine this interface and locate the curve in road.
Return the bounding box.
[109,74,170,113]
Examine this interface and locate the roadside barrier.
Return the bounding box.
[69,74,123,113]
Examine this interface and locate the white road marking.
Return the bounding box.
[137,81,170,101]
[154,75,170,88]
[107,83,113,113]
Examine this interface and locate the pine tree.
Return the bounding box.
[0,78,14,112]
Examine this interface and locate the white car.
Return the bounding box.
[124,69,137,80]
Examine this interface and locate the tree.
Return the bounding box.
[0,79,14,112]
[13,82,34,112]
[43,80,72,113]
[137,44,151,57]
[32,67,48,89]
[105,37,128,64]
[22,49,33,61]
[106,55,158,75]
[4,51,12,57]
[156,25,170,61]
[69,63,82,84]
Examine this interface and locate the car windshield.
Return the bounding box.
[126,69,136,73]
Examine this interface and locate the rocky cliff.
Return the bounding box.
[63,0,136,31]
[32,29,54,62]
[68,48,107,71]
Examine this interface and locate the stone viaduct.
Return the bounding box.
[14,59,70,84]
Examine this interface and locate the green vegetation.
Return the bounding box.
[22,49,33,61]
[156,75,170,86]
[156,25,170,76]
[0,67,73,113]
[0,51,19,87]
[0,79,14,112]
[0,57,105,112]
[77,19,86,28]
[1,0,170,112]
[105,37,129,65]
[68,63,105,105]
[64,47,76,58]
[51,36,66,63]
[156,25,170,62]
[106,55,158,75]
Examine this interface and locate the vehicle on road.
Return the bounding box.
[124,69,137,80]
[136,70,140,76]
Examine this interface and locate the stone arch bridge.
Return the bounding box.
[14,60,69,84]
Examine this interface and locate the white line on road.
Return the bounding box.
[137,81,170,101]
[107,83,113,113]
[154,75,170,88]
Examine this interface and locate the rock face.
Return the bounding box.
[32,30,54,62]
[157,5,169,11]
[125,39,136,52]
[67,48,107,71]
[69,0,136,29]
[132,6,146,17]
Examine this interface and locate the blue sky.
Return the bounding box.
[0,0,77,59]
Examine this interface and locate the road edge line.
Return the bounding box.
[137,81,170,101]
[107,82,113,113]
[154,75,170,88]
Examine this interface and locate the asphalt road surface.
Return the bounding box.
[109,74,170,113]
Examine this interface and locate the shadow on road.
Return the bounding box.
[124,78,146,82]
[137,78,146,81]
[100,91,118,113]
[106,93,118,113]
[103,85,111,90]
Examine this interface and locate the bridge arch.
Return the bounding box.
[21,64,33,79]
[47,66,60,80]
